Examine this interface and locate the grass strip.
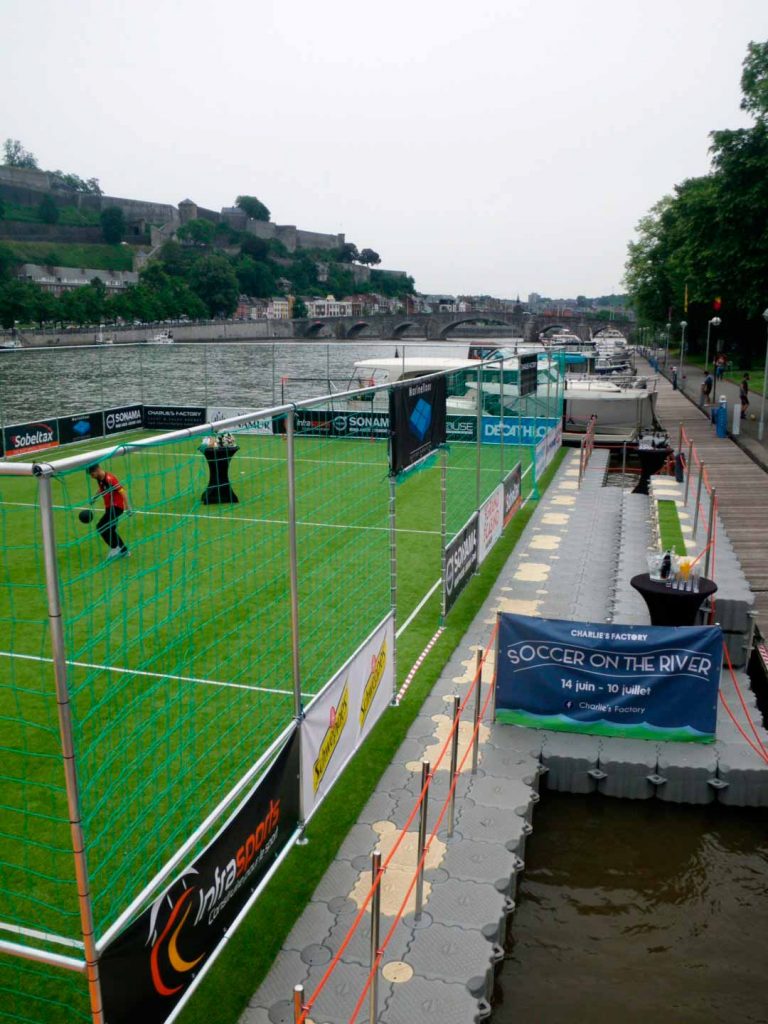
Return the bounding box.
[657,498,686,556]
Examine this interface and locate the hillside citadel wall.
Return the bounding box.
[0,166,344,254]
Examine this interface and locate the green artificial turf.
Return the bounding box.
[0,425,557,1022]
[657,498,687,557]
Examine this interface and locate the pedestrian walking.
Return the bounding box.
[699,370,714,410]
[671,366,678,390]
[739,373,750,420]
[87,463,131,559]
[715,354,726,381]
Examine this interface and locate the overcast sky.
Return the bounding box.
[2,0,767,299]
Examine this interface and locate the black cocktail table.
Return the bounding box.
[630,572,717,627]
[201,444,240,504]
[632,446,673,495]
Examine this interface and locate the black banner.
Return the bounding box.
[3,419,60,458]
[503,462,522,527]
[388,376,447,475]
[446,415,476,442]
[444,513,479,615]
[519,353,538,397]
[100,731,300,1024]
[58,411,105,446]
[104,404,144,436]
[144,406,207,431]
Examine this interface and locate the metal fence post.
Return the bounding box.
[293,983,304,1023]
[471,649,482,775]
[440,448,447,624]
[684,440,693,504]
[447,695,460,838]
[475,361,483,509]
[499,356,505,477]
[693,462,705,538]
[369,849,382,1024]
[389,471,398,701]
[622,442,627,486]
[38,473,105,1023]
[414,760,430,921]
[578,435,585,487]
[704,487,717,579]
[677,421,683,456]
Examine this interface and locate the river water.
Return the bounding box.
[0,338,474,426]
[3,339,767,1021]
[495,791,768,1024]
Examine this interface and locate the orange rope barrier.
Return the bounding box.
[719,640,768,763]
[302,627,500,1023]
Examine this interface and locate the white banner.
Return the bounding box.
[535,435,548,480]
[207,406,273,435]
[478,483,504,565]
[301,614,394,821]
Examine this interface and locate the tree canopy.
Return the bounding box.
[236,195,271,222]
[624,41,768,362]
[100,206,126,244]
[3,138,38,168]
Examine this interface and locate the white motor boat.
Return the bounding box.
[562,374,660,447]
[1,337,22,351]
[146,329,174,345]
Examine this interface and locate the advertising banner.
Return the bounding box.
[58,411,105,446]
[144,406,207,431]
[207,407,274,435]
[3,419,60,458]
[518,353,539,397]
[100,730,300,1024]
[389,377,447,474]
[444,513,479,615]
[446,414,477,442]
[478,483,504,565]
[301,615,394,820]
[104,404,143,437]
[495,613,722,742]
[481,416,558,445]
[503,463,522,527]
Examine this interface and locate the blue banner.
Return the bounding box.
[495,613,722,742]
[482,416,559,445]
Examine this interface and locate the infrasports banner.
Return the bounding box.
[503,463,522,527]
[3,419,60,458]
[481,416,559,445]
[58,411,105,446]
[104,404,143,437]
[389,376,447,474]
[495,613,722,742]
[478,483,504,565]
[444,513,479,615]
[99,730,300,1024]
[301,614,394,821]
[144,406,207,430]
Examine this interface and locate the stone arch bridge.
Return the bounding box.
[293,311,635,342]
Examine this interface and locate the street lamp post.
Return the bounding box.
[759,308,768,442]
[664,322,671,368]
[704,317,721,373]
[679,321,687,391]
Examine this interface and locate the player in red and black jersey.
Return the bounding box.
[87,463,132,559]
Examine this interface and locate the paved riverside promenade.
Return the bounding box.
[637,353,768,625]
[241,445,768,1024]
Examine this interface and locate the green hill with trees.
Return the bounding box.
[0,144,415,328]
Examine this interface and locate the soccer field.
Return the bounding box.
[0,425,532,1018]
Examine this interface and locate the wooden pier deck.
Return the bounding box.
[641,360,768,628]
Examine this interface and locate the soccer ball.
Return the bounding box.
[78,508,94,524]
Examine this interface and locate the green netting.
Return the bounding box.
[0,954,89,1024]
[0,357,564,1022]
